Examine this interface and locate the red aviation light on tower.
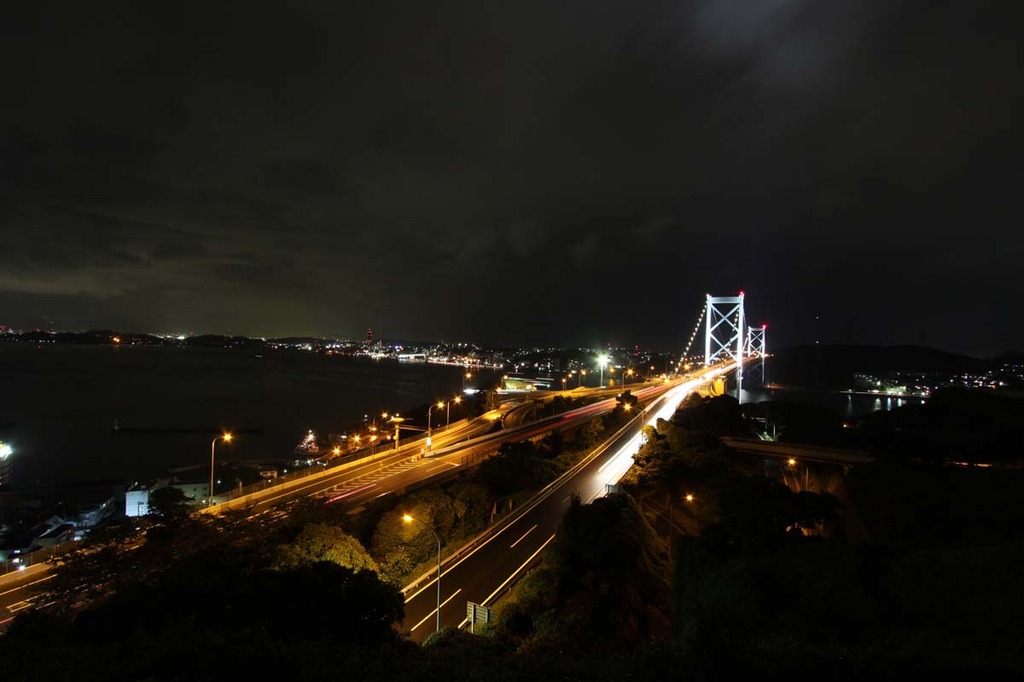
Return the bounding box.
[738,290,745,296]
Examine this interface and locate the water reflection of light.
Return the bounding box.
[739,386,911,417]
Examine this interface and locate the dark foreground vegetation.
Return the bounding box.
[2,389,1022,680]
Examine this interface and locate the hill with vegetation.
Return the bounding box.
[768,344,993,390]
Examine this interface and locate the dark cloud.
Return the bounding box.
[0,1,1021,355]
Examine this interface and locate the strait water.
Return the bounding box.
[0,345,500,488]
[738,386,927,418]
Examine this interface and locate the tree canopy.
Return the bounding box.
[279,522,379,574]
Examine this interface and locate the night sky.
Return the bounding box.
[2,2,1021,356]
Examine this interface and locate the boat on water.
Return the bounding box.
[293,429,320,456]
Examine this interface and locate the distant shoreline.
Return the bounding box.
[763,384,929,399]
[111,426,266,435]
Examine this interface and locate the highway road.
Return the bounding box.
[719,437,875,466]
[213,380,684,517]
[399,365,735,642]
[0,565,54,630]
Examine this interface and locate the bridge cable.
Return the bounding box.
[678,303,706,372]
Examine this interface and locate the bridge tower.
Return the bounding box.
[704,293,745,367]
[746,324,765,357]
[704,292,745,393]
[746,324,766,384]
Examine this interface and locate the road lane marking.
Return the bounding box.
[457,534,556,630]
[509,524,537,549]
[326,483,376,503]
[410,588,462,632]
[481,534,555,606]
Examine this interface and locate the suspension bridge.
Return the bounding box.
[677,291,768,394]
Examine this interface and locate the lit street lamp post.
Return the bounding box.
[445,396,461,428]
[375,412,389,434]
[209,433,233,507]
[390,416,404,450]
[598,355,609,388]
[403,513,442,633]
[427,402,444,450]
[787,458,809,491]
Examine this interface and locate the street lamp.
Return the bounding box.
[579,369,586,388]
[428,402,441,433]
[209,432,233,507]
[445,396,461,428]
[597,355,609,388]
[561,376,568,391]
[390,415,404,450]
[427,401,444,450]
[402,513,442,633]
[787,457,809,491]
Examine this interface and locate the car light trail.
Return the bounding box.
[599,365,736,490]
